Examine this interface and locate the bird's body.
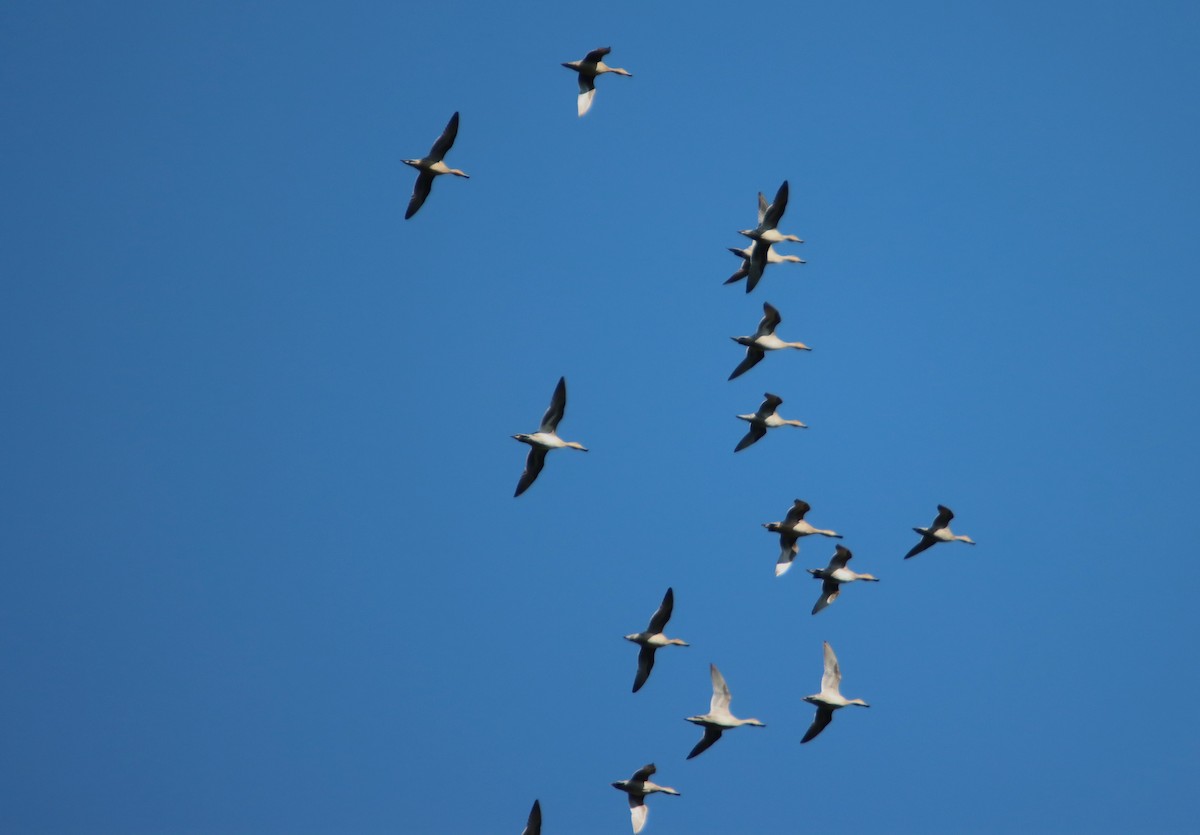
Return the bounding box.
[611,764,679,834]
[624,587,689,693]
[734,393,807,452]
[402,111,469,220]
[763,499,842,576]
[728,302,811,380]
[806,545,879,614]
[684,664,765,759]
[513,377,588,496]
[801,641,870,744]
[905,504,976,558]
[563,47,633,116]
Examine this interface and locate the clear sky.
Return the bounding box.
[3,2,1199,833]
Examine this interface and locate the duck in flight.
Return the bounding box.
[402,111,469,220]
[763,499,842,576]
[806,545,879,614]
[728,302,811,380]
[562,47,633,116]
[624,587,689,693]
[801,641,870,744]
[724,241,806,293]
[905,504,976,558]
[611,763,679,834]
[738,180,802,246]
[734,393,807,452]
[512,377,588,496]
[685,664,766,759]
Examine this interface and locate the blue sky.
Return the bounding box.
[3,2,1199,832]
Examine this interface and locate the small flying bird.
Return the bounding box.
[402,111,469,220]
[724,241,806,293]
[738,180,803,245]
[801,641,870,744]
[904,504,977,559]
[728,302,811,380]
[734,393,807,452]
[562,47,633,116]
[624,587,689,693]
[763,499,843,576]
[806,545,879,614]
[611,764,679,834]
[521,799,541,835]
[512,377,588,497]
[684,664,766,759]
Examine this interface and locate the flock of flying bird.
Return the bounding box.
[403,46,979,835]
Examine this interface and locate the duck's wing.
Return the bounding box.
[583,46,612,63]
[829,544,853,570]
[708,663,732,714]
[632,645,657,693]
[647,587,674,633]
[686,726,723,760]
[522,799,541,835]
[724,263,748,285]
[821,641,842,694]
[904,535,936,559]
[539,376,567,432]
[577,81,597,116]
[784,499,812,525]
[761,180,790,230]
[629,795,648,834]
[757,191,769,225]
[630,763,656,782]
[734,424,766,452]
[932,505,954,531]
[775,541,798,576]
[756,392,783,418]
[514,447,548,497]
[746,244,769,291]
[404,171,434,220]
[728,347,764,381]
[812,579,840,614]
[800,706,834,743]
[756,302,782,336]
[428,111,459,162]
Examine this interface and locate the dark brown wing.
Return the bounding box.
[761,180,789,229]
[785,499,812,524]
[728,348,765,381]
[539,377,567,432]
[904,534,937,559]
[812,580,840,615]
[404,171,434,220]
[514,447,548,497]
[686,727,723,759]
[800,706,834,743]
[829,545,853,569]
[647,587,674,633]
[630,763,656,782]
[428,111,459,162]
[583,46,612,63]
[632,646,656,693]
[522,799,541,835]
[932,505,954,530]
[734,424,766,452]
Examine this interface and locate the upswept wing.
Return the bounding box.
[784,499,812,525]
[821,641,842,695]
[428,111,460,162]
[540,377,568,432]
[647,587,674,633]
[829,545,853,570]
